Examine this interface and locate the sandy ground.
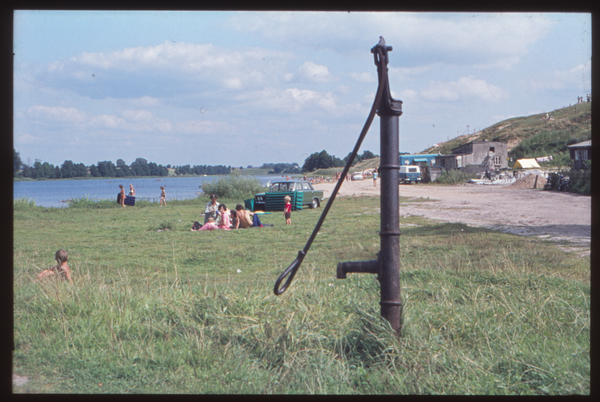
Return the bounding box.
[313,179,591,256]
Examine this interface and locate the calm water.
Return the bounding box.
[13,176,276,208]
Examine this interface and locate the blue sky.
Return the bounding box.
[13,11,591,168]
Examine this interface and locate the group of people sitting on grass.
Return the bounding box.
[191,194,266,231]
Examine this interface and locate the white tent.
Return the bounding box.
[513,158,541,169]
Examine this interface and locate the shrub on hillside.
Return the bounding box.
[435,169,475,185]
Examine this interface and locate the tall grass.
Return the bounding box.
[201,171,265,200]
[434,170,475,185]
[14,197,37,210]
[13,196,589,394]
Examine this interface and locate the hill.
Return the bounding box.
[308,102,591,176]
[421,102,591,166]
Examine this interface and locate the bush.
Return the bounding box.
[200,171,265,200]
[13,197,37,210]
[435,169,475,185]
[568,171,591,196]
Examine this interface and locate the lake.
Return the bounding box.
[13,175,277,208]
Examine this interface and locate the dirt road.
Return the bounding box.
[313,179,591,256]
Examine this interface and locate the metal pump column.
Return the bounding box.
[337,39,403,336]
[375,42,403,336]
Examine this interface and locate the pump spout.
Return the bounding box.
[337,257,380,279]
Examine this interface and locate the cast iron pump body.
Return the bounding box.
[337,39,403,336]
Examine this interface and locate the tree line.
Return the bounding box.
[259,163,301,174]
[301,149,377,172]
[13,149,231,179]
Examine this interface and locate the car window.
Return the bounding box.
[269,184,280,192]
[409,168,417,173]
[302,183,311,190]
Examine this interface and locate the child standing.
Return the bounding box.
[118,184,126,207]
[160,186,167,206]
[284,195,292,225]
[36,249,72,283]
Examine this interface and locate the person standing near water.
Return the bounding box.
[160,186,167,206]
[118,185,126,207]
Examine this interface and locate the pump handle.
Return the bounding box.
[273,42,389,295]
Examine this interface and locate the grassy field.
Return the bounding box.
[13,194,589,394]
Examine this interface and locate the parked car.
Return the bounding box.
[399,165,421,184]
[351,172,364,181]
[254,181,324,211]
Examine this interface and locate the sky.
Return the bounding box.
[13,11,591,169]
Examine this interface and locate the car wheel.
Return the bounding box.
[310,198,319,209]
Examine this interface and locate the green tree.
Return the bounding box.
[33,161,44,179]
[13,149,22,176]
[21,165,33,178]
[116,159,130,176]
[97,161,116,177]
[362,150,376,160]
[61,160,75,178]
[148,162,160,176]
[130,158,150,176]
[73,163,88,177]
[89,164,101,177]
[303,150,338,172]
[42,162,54,178]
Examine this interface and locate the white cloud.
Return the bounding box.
[239,87,337,113]
[421,76,508,102]
[14,132,40,144]
[131,96,160,107]
[175,120,232,135]
[24,104,173,133]
[397,89,418,102]
[40,41,294,98]
[348,72,375,83]
[337,85,351,94]
[25,105,88,124]
[528,60,591,91]
[298,61,335,83]
[230,12,555,69]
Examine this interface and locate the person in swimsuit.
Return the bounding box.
[160,186,167,206]
[36,249,72,283]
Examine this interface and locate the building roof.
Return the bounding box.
[567,140,591,148]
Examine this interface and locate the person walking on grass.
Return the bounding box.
[373,167,378,187]
[36,249,72,283]
[284,195,292,225]
[160,186,167,206]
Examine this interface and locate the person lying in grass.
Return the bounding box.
[36,249,72,283]
[192,217,219,231]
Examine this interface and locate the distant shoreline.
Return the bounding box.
[13,171,283,183]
